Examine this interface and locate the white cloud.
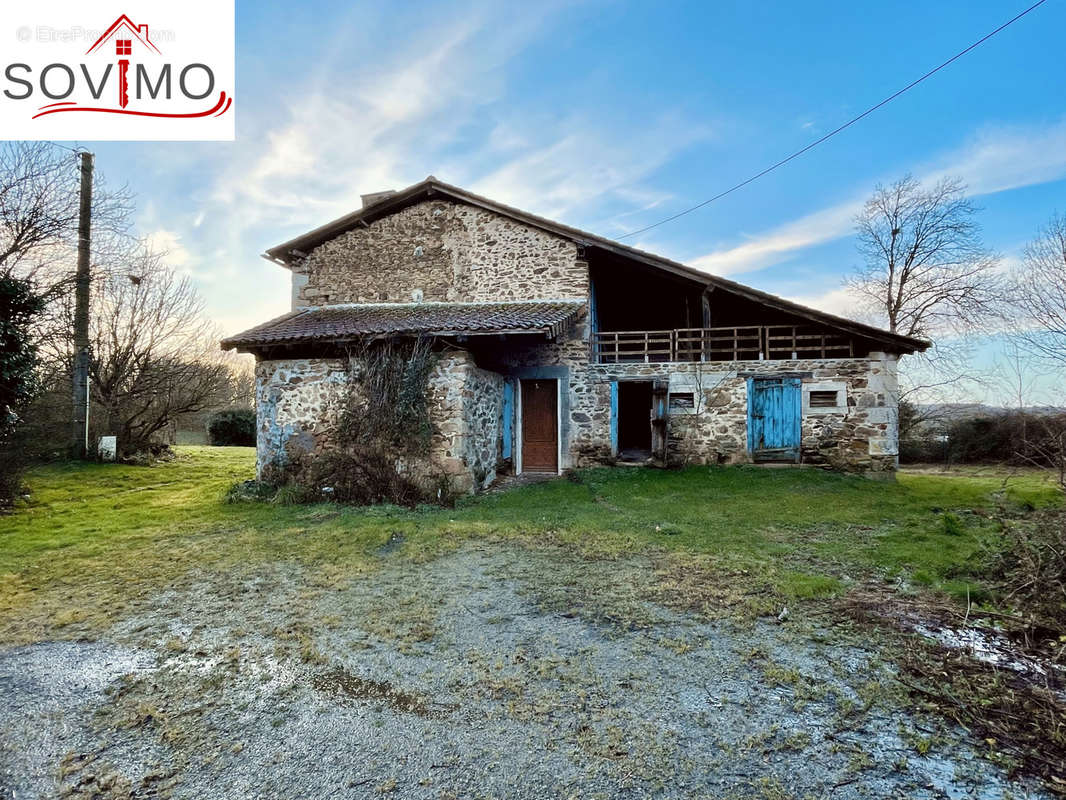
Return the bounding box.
[689,118,1066,276]
[925,120,1066,196]
[177,0,709,335]
[690,200,858,276]
[470,116,708,222]
[143,229,187,265]
[785,286,870,322]
[206,3,570,234]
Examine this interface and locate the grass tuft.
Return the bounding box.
[0,447,1061,646]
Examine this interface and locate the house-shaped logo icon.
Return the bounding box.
[87,15,161,56]
[86,15,161,108]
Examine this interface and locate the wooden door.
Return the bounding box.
[521,379,557,473]
[748,378,801,462]
[651,378,669,463]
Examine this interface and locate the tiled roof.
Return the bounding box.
[261,177,929,354]
[221,300,585,351]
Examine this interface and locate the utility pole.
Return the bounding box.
[70,151,93,459]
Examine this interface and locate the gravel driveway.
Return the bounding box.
[0,542,1048,799]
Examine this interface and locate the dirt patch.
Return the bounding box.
[0,544,1054,799]
[844,585,1066,789]
[311,667,450,718]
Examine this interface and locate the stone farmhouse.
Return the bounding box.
[222,177,928,493]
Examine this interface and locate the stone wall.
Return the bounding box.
[256,350,506,494]
[294,199,587,308]
[479,321,900,475]
[651,355,900,473]
[461,364,506,489]
[576,356,898,474]
[255,358,350,481]
[425,350,505,493]
[257,345,900,490]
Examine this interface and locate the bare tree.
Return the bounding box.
[1010,213,1066,367]
[92,250,233,454]
[845,175,1003,415]
[0,142,133,298]
[40,247,232,456]
[223,356,255,409]
[848,175,1001,339]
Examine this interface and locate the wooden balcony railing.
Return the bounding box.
[592,325,854,364]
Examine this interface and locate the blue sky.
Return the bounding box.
[86,0,1066,402]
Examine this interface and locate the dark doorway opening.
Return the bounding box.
[617,381,652,461]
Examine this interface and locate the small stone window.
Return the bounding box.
[809,390,839,408]
[669,392,695,411]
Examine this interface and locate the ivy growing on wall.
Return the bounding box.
[346,336,437,455]
[304,336,448,506]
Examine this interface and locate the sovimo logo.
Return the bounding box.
[1,3,234,141]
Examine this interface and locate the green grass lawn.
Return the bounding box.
[0,446,1060,643]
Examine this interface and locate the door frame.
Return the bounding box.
[746,376,802,463]
[516,377,562,475]
[611,378,654,460]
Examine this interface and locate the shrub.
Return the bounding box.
[223,480,277,504]
[254,338,456,508]
[297,337,453,508]
[0,277,45,507]
[938,512,965,536]
[899,434,948,464]
[208,409,255,446]
[272,482,316,506]
[341,337,437,455]
[991,508,1066,630]
[903,411,1066,481]
[307,447,454,508]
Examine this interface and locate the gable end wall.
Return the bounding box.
[295,199,587,307]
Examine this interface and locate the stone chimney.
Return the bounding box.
[361,190,396,208]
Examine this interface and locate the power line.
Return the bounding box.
[617,0,1050,240]
[44,141,86,155]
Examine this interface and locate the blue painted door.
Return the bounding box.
[748,378,801,462]
[501,381,514,461]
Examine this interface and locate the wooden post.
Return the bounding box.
[71,151,93,459]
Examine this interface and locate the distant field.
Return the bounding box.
[175,429,209,445]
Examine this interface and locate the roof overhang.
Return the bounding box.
[260,177,929,355]
[221,299,586,353]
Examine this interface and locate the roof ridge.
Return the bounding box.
[261,177,927,352]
